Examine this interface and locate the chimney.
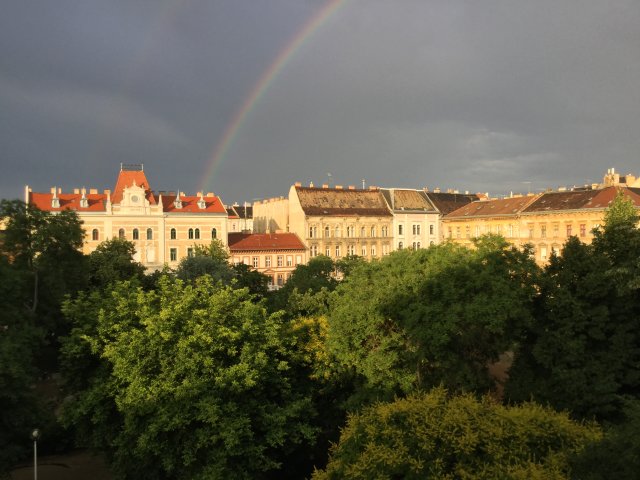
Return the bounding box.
[294,181,302,187]
[90,188,98,194]
[206,192,214,197]
[434,188,441,193]
[73,188,80,194]
[335,185,343,190]
[104,189,111,195]
[309,181,314,187]
[348,185,355,190]
[322,184,329,189]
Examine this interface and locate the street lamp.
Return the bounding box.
[31,429,40,480]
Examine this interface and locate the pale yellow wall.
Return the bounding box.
[253,197,289,233]
[229,249,307,289]
[393,212,440,250]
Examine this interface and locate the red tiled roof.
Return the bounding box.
[228,233,306,251]
[446,195,540,218]
[29,192,108,212]
[111,170,156,205]
[523,187,640,213]
[295,186,392,217]
[161,194,227,214]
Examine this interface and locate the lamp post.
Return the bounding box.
[31,428,40,480]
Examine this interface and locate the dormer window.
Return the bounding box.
[174,195,182,209]
[51,197,60,208]
[80,192,88,208]
[197,197,206,209]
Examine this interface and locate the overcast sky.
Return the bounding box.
[2,0,639,204]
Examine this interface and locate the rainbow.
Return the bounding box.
[199,0,347,193]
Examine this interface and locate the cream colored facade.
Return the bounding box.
[443,187,640,264]
[380,188,440,250]
[26,166,228,270]
[254,183,394,260]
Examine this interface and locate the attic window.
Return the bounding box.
[198,198,206,209]
[174,197,182,209]
[51,197,60,208]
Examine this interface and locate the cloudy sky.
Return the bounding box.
[2,0,639,203]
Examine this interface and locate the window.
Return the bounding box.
[286,256,293,267]
[325,226,330,238]
[265,256,272,267]
[475,225,481,237]
[417,242,421,249]
[133,228,139,240]
[412,242,417,250]
[361,245,367,256]
[371,226,376,237]
[540,245,548,261]
[335,245,341,257]
[243,257,249,265]
[566,225,572,237]
[448,227,452,238]
[496,225,501,235]
[253,257,259,268]
[580,224,586,237]
[187,248,194,257]
[361,227,366,237]
[382,244,389,255]
[277,255,284,267]
[310,245,318,257]
[398,224,404,235]
[348,244,356,256]
[296,255,302,264]
[118,228,125,239]
[170,228,177,240]
[188,228,194,239]
[540,225,546,238]
[147,228,153,240]
[413,224,421,235]
[429,224,434,235]
[528,226,534,239]
[211,228,217,239]
[347,226,354,237]
[398,241,403,249]
[456,227,461,239]
[326,246,331,257]
[553,224,559,237]
[170,248,177,262]
[371,245,376,257]
[194,228,200,240]
[508,224,514,238]
[92,229,99,241]
[267,276,273,287]
[277,274,284,286]
[465,226,470,238]
[381,226,388,237]
[335,226,341,237]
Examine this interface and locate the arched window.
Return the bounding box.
[92,229,99,241]
[371,226,376,237]
[398,241,403,250]
[361,227,366,237]
[118,228,125,239]
[194,228,200,239]
[170,228,177,240]
[147,228,153,240]
[211,228,217,239]
[325,226,330,238]
[335,226,341,238]
[188,228,194,239]
[133,228,139,240]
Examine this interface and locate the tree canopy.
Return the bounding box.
[314,387,600,480]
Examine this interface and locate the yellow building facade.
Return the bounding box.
[26,165,228,270]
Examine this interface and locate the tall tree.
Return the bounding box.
[507,193,640,421]
[328,237,538,403]
[87,238,145,289]
[61,277,317,479]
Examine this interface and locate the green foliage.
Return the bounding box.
[328,238,538,402]
[60,277,317,479]
[314,388,601,480]
[175,240,234,284]
[231,263,269,298]
[0,257,45,475]
[507,193,640,421]
[87,238,145,289]
[570,399,640,479]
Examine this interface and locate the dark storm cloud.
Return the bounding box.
[1,0,639,203]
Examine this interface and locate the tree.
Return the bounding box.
[87,238,145,289]
[506,193,640,421]
[60,277,317,479]
[175,240,234,283]
[314,388,601,480]
[327,238,538,403]
[0,200,86,315]
[231,263,269,298]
